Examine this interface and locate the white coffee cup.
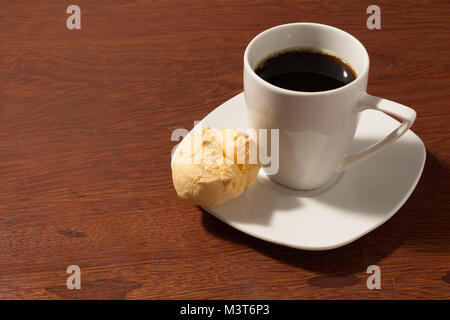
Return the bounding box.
[244,22,416,190]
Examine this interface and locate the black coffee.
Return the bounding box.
[254,47,357,92]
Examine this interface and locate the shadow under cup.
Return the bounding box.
[244,23,370,190]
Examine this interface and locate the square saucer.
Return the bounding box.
[172,93,426,250]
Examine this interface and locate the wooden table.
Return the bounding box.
[0,0,449,300]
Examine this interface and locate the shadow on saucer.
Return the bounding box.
[207,176,303,226]
[310,137,426,216]
[221,137,426,228]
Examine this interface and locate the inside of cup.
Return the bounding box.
[246,23,368,77]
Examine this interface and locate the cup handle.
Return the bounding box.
[337,93,416,172]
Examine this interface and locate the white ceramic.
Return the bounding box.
[244,23,417,190]
[171,93,425,250]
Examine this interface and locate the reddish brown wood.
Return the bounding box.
[0,0,449,299]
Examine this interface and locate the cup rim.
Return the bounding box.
[244,22,370,96]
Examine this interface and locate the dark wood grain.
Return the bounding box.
[0,0,449,299]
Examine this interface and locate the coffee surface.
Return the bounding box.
[254,48,357,92]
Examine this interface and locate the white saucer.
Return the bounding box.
[173,93,426,250]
